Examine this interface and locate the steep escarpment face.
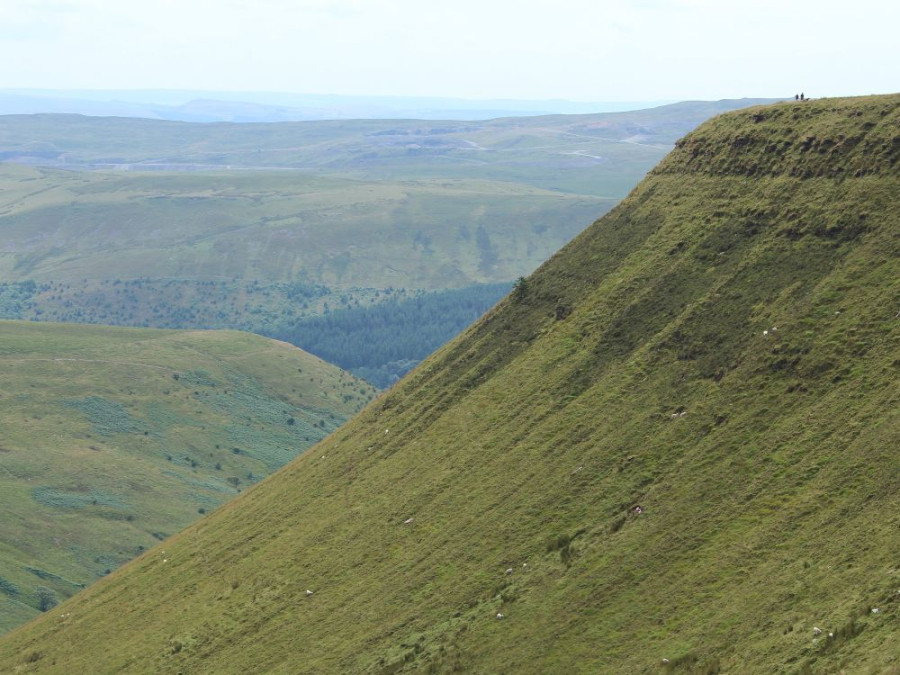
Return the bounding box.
[1,94,898,674]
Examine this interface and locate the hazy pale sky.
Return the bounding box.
[1,0,897,101]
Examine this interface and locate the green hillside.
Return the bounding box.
[0,321,374,636]
[1,94,897,673]
[0,165,609,288]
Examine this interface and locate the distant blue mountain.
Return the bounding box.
[0,89,673,122]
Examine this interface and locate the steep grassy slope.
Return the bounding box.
[0,321,374,635]
[0,94,897,673]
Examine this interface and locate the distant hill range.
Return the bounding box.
[1,94,895,672]
[0,98,779,174]
[0,89,676,122]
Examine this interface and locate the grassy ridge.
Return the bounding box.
[0,95,896,673]
[0,321,375,635]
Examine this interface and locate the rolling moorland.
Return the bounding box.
[0,164,607,288]
[0,99,773,182]
[0,321,375,636]
[0,99,774,385]
[0,94,896,672]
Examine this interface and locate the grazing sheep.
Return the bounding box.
[306,589,314,597]
[403,517,414,525]
[496,613,505,620]
[505,568,514,575]
[813,627,822,635]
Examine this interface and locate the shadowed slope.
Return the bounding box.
[0,95,897,673]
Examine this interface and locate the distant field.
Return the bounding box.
[0,321,375,634]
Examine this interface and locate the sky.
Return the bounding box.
[1,0,897,103]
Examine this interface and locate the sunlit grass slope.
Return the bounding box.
[0,321,374,635]
[1,94,897,673]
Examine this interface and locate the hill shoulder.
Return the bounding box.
[0,321,374,635]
